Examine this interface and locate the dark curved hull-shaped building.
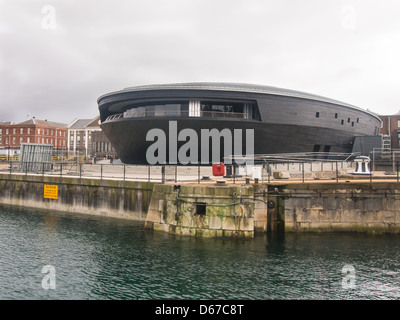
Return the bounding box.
[97,82,382,165]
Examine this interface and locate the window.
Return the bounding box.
[51,130,53,135]
[398,132,400,148]
[0,137,2,144]
[20,137,23,143]
[189,101,201,117]
[348,118,351,123]
[27,137,30,143]
[27,128,30,134]
[313,145,321,152]
[5,138,8,144]
[42,138,44,144]
[357,118,360,123]
[335,113,338,119]
[6,129,9,134]
[38,129,41,134]
[0,129,2,134]
[315,112,320,118]
[341,120,344,125]
[398,120,400,128]
[122,99,260,120]
[13,128,16,134]
[20,128,23,134]
[352,122,354,127]
[12,137,16,144]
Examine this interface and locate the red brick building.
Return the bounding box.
[0,118,68,151]
[379,112,400,150]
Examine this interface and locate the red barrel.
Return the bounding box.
[212,163,225,176]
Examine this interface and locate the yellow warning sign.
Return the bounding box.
[44,184,58,199]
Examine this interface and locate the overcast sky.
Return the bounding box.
[1,0,400,124]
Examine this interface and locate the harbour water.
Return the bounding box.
[1,204,400,300]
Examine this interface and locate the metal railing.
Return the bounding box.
[1,159,399,184]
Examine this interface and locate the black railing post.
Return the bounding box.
[43,162,45,176]
[123,165,126,181]
[175,165,177,183]
[302,162,305,183]
[198,163,200,184]
[336,161,339,183]
[101,164,103,180]
[60,162,63,178]
[233,164,236,184]
[148,165,150,182]
[397,160,399,183]
[161,164,165,183]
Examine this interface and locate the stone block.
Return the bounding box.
[239,217,254,231]
[254,209,267,222]
[254,221,267,233]
[222,216,239,231]
[273,171,290,179]
[208,215,223,230]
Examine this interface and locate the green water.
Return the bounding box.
[1,204,400,300]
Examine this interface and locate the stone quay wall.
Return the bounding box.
[1,173,400,237]
[0,173,152,221]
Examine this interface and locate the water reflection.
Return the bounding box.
[1,204,400,300]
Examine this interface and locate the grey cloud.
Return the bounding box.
[1,0,400,124]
